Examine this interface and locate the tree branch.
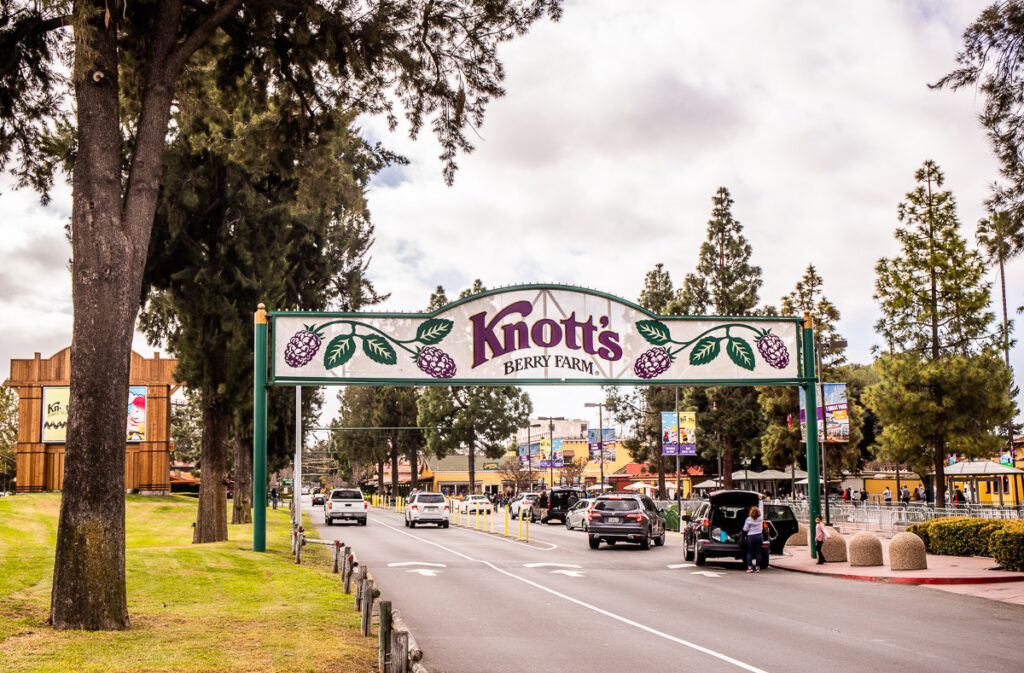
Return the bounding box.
[167,0,244,75]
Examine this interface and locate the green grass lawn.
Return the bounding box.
[0,494,375,673]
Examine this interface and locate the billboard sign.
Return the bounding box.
[42,386,147,443]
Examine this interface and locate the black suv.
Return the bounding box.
[763,503,798,554]
[532,487,585,524]
[682,490,774,568]
[586,494,666,550]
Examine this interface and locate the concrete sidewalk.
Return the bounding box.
[773,538,1024,606]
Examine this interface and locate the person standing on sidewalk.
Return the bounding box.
[883,486,892,506]
[860,489,868,506]
[814,515,829,565]
[742,506,765,573]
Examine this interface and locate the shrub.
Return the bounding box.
[989,521,1024,571]
[906,516,962,550]
[926,517,1009,557]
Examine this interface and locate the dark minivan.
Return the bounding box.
[531,487,585,524]
[682,490,773,568]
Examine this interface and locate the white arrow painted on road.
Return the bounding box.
[667,563,695,569]
[406,569,442,577]
[550,570,586,578]
[388,562,447,568]
[690,570,724,578]
[523,562,581,568]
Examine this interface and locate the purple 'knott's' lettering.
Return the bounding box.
[470,300,533,367]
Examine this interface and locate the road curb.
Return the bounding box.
[773,563,1024,585]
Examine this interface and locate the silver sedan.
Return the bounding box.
[564,498,595,531]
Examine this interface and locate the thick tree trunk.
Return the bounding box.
[409,446,419,491]
[656,454,666,499]
[999,260,1015,458]
[934,439,947,509]
[377,458,384,494]
[390,433,400,495]
[51,6,134,631]
[468,437,476,495]
[194,379,229,543]
[231,431,253,525]
[722,442,734,489]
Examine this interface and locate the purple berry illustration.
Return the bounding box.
[756,333,790,369]
[633,346,672,379]
[416,346,457,379]
[284,325,325,367]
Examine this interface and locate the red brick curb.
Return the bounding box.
[773,563,1024,585]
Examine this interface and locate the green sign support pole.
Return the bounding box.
[801,312,821,559]
[253,303,269,552]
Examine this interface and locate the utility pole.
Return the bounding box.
[537,417,565,490]
[519,422,541,492]
[584,402,609,492]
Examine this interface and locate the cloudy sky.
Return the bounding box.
[1,1,1020,430]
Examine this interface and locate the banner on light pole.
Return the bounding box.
[661,411,696,456]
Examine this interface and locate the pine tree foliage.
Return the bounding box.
[874,161,993,357]
[329,386,391,488]
[0,385,17,492]
[869,161,1011,506]
[781,264,845,369]
[935,1,1024,223]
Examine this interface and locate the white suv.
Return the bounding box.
[406,492,450,528]
[458,494,493,514]
[324,488,368,526]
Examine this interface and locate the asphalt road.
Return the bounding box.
[307,502,1023,673]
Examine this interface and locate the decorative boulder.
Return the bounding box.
[848,532,883,567]
[820,531,847,563]
[889,532,928,571]
[786,523,809,547]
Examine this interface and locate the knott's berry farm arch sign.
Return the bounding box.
[250,284,825,553]
[267,285,805,386]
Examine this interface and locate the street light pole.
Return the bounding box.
[519,422,541,493]
[537,416,565,491]
[584,402,608,492]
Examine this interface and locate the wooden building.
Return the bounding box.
[3,348,178,494]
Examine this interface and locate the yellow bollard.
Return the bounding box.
[525,512,529,543]
[518,512,523,540]
[475,507,480,530]
[504,511,509,537]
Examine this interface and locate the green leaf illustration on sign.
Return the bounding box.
[636,320,671,345]
[362,335,397,365]
[415,318,453,345]
[323,335,355,370]
[689,336,720,365]
[726,337,755,370]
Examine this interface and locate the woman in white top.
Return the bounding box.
[742,506,764,573]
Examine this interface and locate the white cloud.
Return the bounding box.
[1,1,1020,429]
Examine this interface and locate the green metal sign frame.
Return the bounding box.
[251,284,822,554]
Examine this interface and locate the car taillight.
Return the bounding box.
[588,511,602,521]
[444,505,450,511]
[328,502,333,509]
[411,505,418,510]
[763,522,769,532]
[628,512,644,522]
[364,502,368,509]
[701,518,709,527]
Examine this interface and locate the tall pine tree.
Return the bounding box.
[866,161,1012,506]
[675,188,765,487]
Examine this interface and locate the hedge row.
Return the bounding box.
[906,517,1024,569]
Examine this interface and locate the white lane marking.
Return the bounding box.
[667,563,695,569]
[523,562,581,568]
[691,570,724,578]
[388,562,447,568]
[374,519,769,673]
[551,569,586,578]
[407,569,441,576]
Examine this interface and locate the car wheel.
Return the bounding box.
[409,520,416,528]
[588,536,601,550]
[655,532,666,547]
[684,540,694,562]
[359,519,367,526]
[760,550,770,569]
[640,534,651,550]
[565,519,572,530]
[695,545,706,566]
[442,521,449,529]
[326,517,333,526]
[582,521,588,532]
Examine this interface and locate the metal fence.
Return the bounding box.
[787,499,1024,530]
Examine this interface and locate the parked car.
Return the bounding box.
[564,498,594,530]
[681,490,773,567]
[459,494,493,514]
[532,487,585,524]
[763,503,798,554]
[324,488,368,526]
[301,486,311,496]
[508,493,540,519]
[311,491,326,506]
[406,492,450,528]
[586,494,666,550]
